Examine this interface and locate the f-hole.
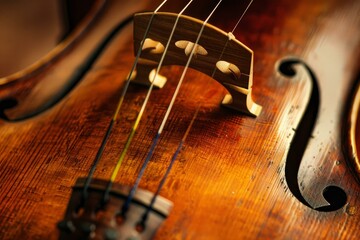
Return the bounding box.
[280,59,347,212]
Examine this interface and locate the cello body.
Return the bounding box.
[0,0,359,239]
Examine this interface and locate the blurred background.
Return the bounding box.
[0,0,93,77]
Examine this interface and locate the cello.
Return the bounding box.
[0,0,359,239]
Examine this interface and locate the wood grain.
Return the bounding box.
[0,0,359,239]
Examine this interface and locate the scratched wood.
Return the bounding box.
[0,0,359,239]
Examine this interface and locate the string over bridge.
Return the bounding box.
[130,12,262,117]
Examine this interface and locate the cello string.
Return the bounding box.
[139,0,255,225]
[231,0,253,33]
[102,0,194,202]
[82,0,168,201]
[120,0,224,216]
[138,107,198,226]
[112,0,169,120]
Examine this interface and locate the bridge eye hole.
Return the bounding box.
[175,40,208,56]
[142,38,165,54]
[216,60,241,80]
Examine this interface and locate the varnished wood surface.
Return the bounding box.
[0,0,359,239]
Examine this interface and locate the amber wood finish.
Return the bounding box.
[0,0,359,239]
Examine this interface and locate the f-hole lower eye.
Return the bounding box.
[315,186,347,212]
